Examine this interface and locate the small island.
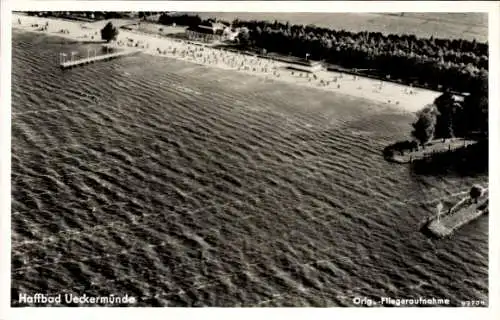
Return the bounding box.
[384,78,488,165]
[384,138,476,164]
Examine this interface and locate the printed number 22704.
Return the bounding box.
[461,300,486,307]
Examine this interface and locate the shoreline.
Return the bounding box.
[12,14,443,113]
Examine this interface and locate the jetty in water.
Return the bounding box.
[59,47,140,69]
[423,187,488,238]
[387,139,477,164]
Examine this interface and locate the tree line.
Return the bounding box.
[158,13,204,27]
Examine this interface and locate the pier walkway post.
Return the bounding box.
[59,47,140,69]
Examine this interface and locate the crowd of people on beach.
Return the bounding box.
[115,35,420,102]
[17,15,422,105]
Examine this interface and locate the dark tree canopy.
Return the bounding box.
[100,22,118,42]
[433,91,457,140]
[412,105,439,146]
[412,89,487,144]
[470,184,483,202]
[158,13,201,28]
[237,27,251,46]
[463,74,488,136]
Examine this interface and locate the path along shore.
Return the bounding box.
[12,13,443,113]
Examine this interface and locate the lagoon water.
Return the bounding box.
[11,30,488,307]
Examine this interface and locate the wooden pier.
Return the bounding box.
[59,48,140,69]
[424,191,488,238]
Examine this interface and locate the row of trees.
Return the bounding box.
[156,14,488,62]
[158,13,204,28]
[232,19,488,62]
[158,13,232,28]
[138,12,162,19]
[411,74,488,146]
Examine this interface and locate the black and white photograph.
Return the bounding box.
[1,0,499,318]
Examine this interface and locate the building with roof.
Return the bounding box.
[187,22,239,42]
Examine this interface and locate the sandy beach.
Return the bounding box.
[12,13,442,113]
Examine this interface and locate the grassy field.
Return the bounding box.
[192,12,488,42]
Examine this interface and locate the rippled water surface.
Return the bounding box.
[11,30,488,307]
